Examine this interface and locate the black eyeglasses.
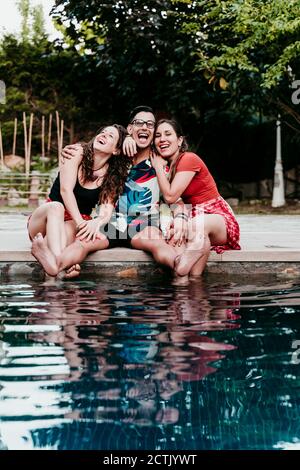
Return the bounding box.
[131,119,155,129]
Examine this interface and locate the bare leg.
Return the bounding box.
[31,233,58,276]
[176,213,227,277]
[175,212,207,276]
[28,202,66,257]
[28,202,67,276]
[61,220,79,277]
[189,235,211,276]
[46,204,67,257]
[28,203,92,278]
[57,235,109,273]
[131,227,178,269]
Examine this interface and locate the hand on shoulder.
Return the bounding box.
[123,135,137,158]
[61,144,83,164]
[150,152,167,171]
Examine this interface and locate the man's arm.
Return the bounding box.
[61,144,83,161]
[122,135,137,157]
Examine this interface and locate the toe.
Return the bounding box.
[173,255,181,269]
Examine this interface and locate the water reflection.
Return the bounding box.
[0,277,299,449]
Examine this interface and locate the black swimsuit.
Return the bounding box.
[49,173,101,216]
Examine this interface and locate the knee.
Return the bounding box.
[47,202,65,217]
[152,244,175,263]
[97,233,108,242]
[146,227,162,239]
[136,227,162,242]
[189,219,207,238]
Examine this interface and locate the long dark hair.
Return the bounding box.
[155,119,188,182]
[81,124,129,204]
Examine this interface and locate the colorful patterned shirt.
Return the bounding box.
[110,158,162,232]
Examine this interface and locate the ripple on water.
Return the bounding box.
[0,277,300,450]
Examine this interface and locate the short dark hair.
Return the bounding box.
[128,105,155,123]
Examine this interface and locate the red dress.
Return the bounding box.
[175,152,241,253]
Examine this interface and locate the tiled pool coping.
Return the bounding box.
[1,213,300,276]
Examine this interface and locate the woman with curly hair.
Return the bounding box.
[28,124,129,277]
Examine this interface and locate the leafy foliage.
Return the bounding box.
[17,0,31,43]
[174,0,300,123]
[32,3,47,44]
[1,0,300,185]
[52,1,209,121]
[175,0,300,88]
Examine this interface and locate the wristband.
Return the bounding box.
[174,213,188,221]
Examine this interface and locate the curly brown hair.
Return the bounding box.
[80,124,130,204]
[154,119,188,183]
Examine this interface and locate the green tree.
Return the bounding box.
[52,1,209,122]
[175,0,300,122]
[50,0,300,186]
[17,0,31,43]
[0,27,115,158]
[32,4,47,43]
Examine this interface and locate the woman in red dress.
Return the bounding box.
[151,119,240,277]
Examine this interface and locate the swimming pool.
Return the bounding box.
[0,274,299,450]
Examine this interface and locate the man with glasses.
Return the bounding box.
[61,106,182,271]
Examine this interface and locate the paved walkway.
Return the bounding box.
[0,213,299,265]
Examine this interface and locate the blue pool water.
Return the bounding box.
[0,274,300,450]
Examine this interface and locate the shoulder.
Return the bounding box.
[59,145,84,172]
[181,152,203,163]
[176,152,204,171]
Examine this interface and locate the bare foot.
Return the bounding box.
[175,236,208,277]
[172,274,189,286]
[31,233,58,276]
[43,275,58,285]
[64,264,81,279]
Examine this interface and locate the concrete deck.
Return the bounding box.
[1,213,300,276]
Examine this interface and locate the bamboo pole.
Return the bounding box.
[41,115,45,159]
[26,113,34,177]
[56,110,60,161]
[23,112,28,175]
[47,113,52,155]
[60,119,64,158]
[0,123,4,170]
[12,117,17,155]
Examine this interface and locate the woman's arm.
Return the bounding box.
[151,154,195,204]
[163,199,189,246]
[76,201,114,242]
[59,146,84,227]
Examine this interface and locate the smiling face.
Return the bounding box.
[154,122,183,160]
[127,111,155,149]
[93,126,120,155]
